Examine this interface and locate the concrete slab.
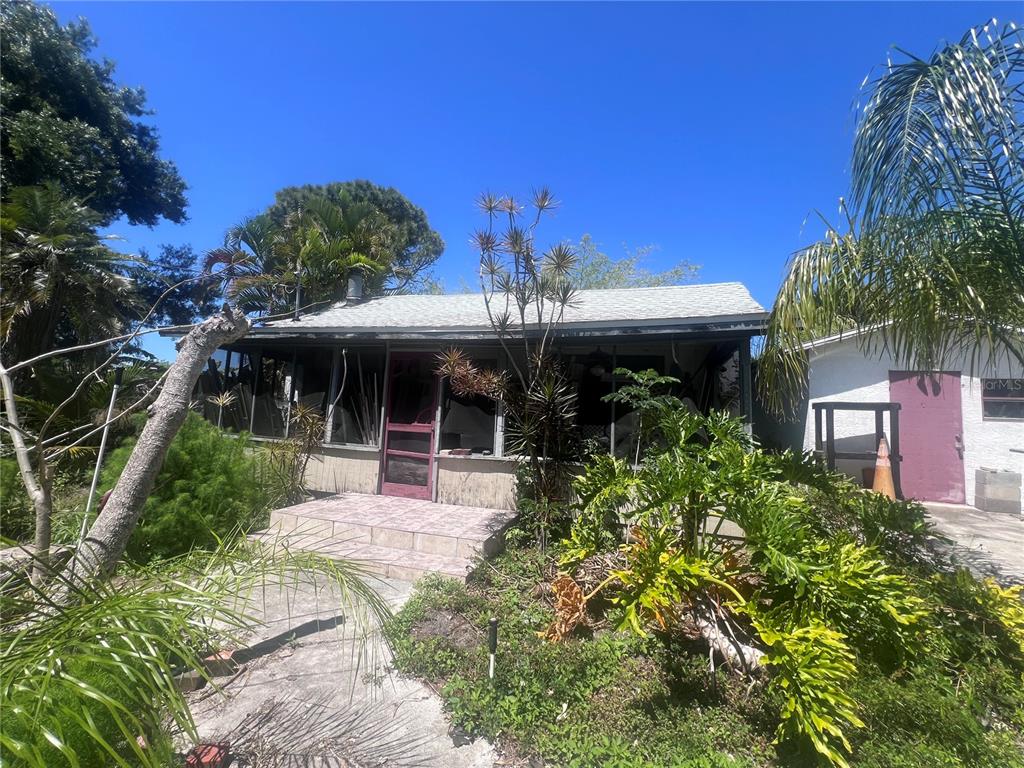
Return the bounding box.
[925,502,1024,585]
[186,574,496,768]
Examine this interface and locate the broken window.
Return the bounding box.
[196,348,256,433]
[328,347,385,445]
[440,357,498,455]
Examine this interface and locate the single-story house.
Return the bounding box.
[765,331,1023,512]
[193,282,768,510]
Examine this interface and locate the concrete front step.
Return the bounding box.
[255,492,516,583]
[249,529,474,582]
[269,496,512,560]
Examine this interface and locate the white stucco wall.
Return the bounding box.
[801,338,1023,506]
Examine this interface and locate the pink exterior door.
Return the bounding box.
[888,371,965,504]
[380,353,438,500]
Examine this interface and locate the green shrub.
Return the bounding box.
[0,458,34,543]
[0,460,89,546]
[2,651,175,767]
[850,670,1022,768]
[391,392,1024,768]
[101,413,273,563]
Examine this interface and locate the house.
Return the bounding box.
[770,331,1023,513]
[194,282,768,511]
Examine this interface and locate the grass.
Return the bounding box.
[386,547,1024,768]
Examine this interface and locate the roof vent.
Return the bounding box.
[347,274,365,302]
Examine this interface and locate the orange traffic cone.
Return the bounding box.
[872,435,896,500]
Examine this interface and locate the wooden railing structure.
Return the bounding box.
[812,401,903,499]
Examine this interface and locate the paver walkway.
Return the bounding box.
[925,502,1024,585]
[187,573,496,768]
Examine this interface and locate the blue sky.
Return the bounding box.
[53,1,1018,359]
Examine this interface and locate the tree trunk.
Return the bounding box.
[30,466,54,582]
[0,362,54,583]
[66,306,250,583]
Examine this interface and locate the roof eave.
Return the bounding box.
[241,312,770,341]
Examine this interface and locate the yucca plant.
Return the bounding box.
[437,190,581,546]
[0,535,390,768]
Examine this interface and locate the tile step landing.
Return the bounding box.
[249,530,474,582]
[250,492,516,583]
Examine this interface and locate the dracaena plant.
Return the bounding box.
[436,190,581,545]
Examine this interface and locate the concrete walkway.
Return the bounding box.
[186,573,496,768]
[925,503,1024,585]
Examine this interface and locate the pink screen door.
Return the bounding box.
[380,353,438,500]
[888,371,965,504]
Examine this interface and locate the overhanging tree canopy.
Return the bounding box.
[0,1,187,226]
[760,20,1024,416]
[267,180,444,293]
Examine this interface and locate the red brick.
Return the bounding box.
[185,743,229,768]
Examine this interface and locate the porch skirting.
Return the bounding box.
[302,447,517,511]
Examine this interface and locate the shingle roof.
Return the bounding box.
[253,282,767,338]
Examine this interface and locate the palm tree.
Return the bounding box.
[1,537,390,768]
[0,183,139,364]
[759,20,1024,415]
[292,194,392,301]
[202,213,290,317]
[204,195,394,316]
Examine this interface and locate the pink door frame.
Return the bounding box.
[379,352,439,501]
[888,370,965,504]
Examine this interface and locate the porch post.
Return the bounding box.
[432,372,444,502]
[222,349,232,394]
[494,348,506,458]
[739,338,753,434]
[609,346,617,456]
[376,341,391,495]
[324,346,341,443]
[248,348,261,434]
[283,349,297,439]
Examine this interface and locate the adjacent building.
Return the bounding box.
[774,332,1023,512]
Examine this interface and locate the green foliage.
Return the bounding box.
[850,668,1024,768]
[562,379,1012,765]
[389,558,777,767]
[0,459,87,546]
[440,190,582,543]
[392,378,1024,767]
[0,458,34,542]
[100,413,274,563]
[0,1,186,226]
[572,234,700,290]
[609,525,742,636]
[267,180,445,294]
[206,182,443,314]
[751,611,863,767]
[1,183,139,360]
[791,543,927,661]
[930,569,1024,667]
[759,21,1024,415]
[1,537,390,768]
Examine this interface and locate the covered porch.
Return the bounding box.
[197,337,755,509]
[191,284,768,511]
